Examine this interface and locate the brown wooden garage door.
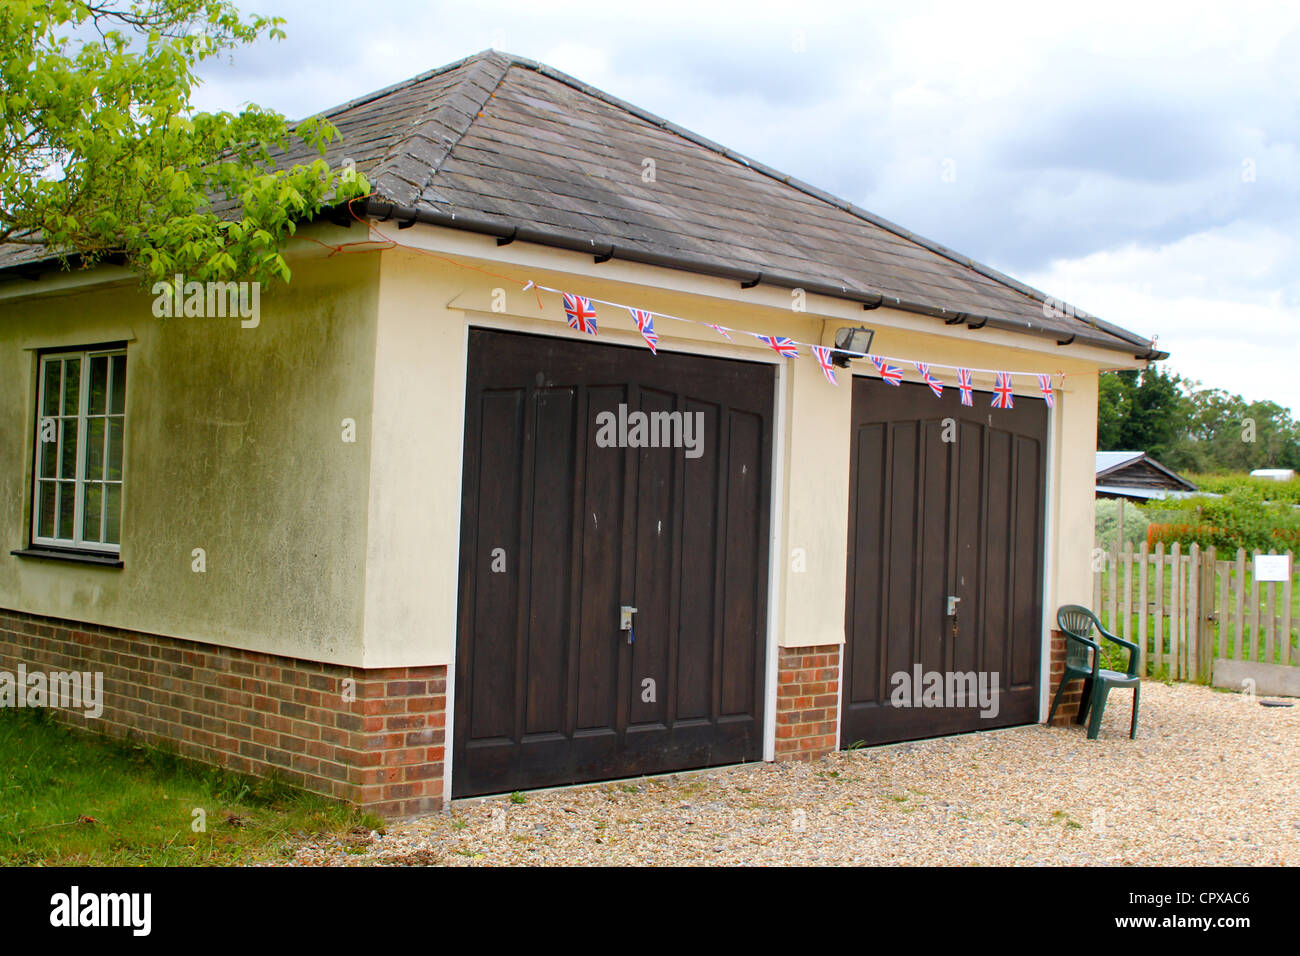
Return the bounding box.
[453,329,774,797]
[841,377,1047,748]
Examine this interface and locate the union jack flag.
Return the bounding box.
[957,368,974,406]
[992,371,1015,409]
[758,335,799,358]
[707,323,734,341]
[870,355,903,385]
[1038,373,1055,408]
[811,345,837,385]
[562,293,597,335]
[629,308,658,354]
[915,362,943,398]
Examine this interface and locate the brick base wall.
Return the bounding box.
[774,644,840,760]
[1047,629,1084,726]
[0,608,445,818]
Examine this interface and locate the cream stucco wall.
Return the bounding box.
[1050,370,1103,612]
[0,247,381,665]
[358,248,469,667]
[362,222,1137,668]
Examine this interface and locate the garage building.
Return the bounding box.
[0,51,1165,814]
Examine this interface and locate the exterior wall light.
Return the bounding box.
[831,326,875,367]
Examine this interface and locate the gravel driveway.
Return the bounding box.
[288,680,1299,866]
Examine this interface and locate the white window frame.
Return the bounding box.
[31,347,127,554]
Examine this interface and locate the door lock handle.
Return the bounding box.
[946,595,961,616]
[620,605,637,630]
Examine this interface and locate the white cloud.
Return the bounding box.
[1025,225,1300,411]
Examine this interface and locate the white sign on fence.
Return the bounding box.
[1254,553,1291,582]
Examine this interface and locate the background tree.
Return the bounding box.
[1097,366,1300,473]
[0,0,366,287]
[1096,367,1190,463]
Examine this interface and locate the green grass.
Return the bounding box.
[0,708,380,865]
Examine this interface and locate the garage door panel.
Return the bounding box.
[1010,434,1044,688]
[848,421,887,708]
[981,428,1012,681]
[952,421,984,677]
[721,408,764,718]
[455,329,773,797]
[469,389,525,740]
[842,378,1046,748]
[884,422,919,688]
[676,402,720,722]
[629,389,676,728]
[918,420,950,677]
[574,383,628,734]
[524,388,576,735]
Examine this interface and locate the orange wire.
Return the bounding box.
[341,195,540,304]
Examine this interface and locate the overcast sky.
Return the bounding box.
[194,0,1300,413]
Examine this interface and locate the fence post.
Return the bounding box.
[1108,542,1119,633]
[1250,549,1262,664]
[1188,543,1200,682]
[1203,545,1217,678]
[1234,548,1247,660]
[1122,541,1133,645]
[1154,541,1166,676]
[1138,541,1149,675]
[1284,551,1294,667]
[1093,545,1103,618]
[1265,553,1278,665]
[1216,550,1228,669]
[1171,542,1182,680]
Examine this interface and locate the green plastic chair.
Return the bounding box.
[1049,605,1141,740]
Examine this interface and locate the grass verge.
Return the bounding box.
[0,708,380,865]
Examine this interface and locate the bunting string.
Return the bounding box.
[531,282,1065,399]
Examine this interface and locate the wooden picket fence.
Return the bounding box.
[1092,543,1300,682]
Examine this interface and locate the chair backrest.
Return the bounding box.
[1057,604,1099,669]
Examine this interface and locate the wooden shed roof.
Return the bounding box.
[1096,450,1197,495]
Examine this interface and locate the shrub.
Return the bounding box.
[1186,472,1300,505]
[1094,498,1150,550]
[1146,522,1221,549]
[1138,484,1300,552]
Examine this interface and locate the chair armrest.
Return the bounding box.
[1096,623,1141,677]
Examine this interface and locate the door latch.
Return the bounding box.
[947,595,961,639]
[620,605,637,644]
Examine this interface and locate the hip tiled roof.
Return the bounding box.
[1,49,1164,359]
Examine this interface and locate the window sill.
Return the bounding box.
[11,547,123,569]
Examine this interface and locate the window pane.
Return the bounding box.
[57,481,75,539]
[59,419,78,479]
[62,358,80,416]
[85,417,106,481]
[38,429,56,478]
[106,418,123,481]
[82,483,103,542]
[37,481,56,538]
[42,361,61,415]
[110,354,127,415]
[88,355,108,415]
[103,484,121,546]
